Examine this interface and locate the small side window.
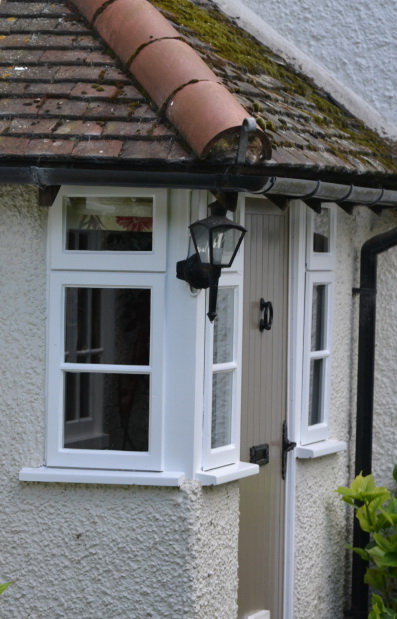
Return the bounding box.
[202,280,243,471]
[300,205,336,445]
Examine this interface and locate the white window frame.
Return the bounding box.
[299,204,337,445]
[50,186,167,272]
[300,270,335,444]
[45,187,167,472]
[306,203,336,271]
[202,275,243,471]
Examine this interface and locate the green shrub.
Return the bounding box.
[336,466,397,618]
[0,581,13,595]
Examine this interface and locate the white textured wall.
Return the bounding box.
[0,185,240,619]
[292,206,397,618]
[239,0,397,127]
[373,226,397,489]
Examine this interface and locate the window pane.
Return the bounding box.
[64,372,149,451]
[308,359,324,425]
[65,197,153,251]
[213,288,234,364]
[211,371,233,448]
[65,288,150,365]
[311,285,326,351]
[313,208,330,253]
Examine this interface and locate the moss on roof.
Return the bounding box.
[151,0,397,175]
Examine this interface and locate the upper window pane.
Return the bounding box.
[311,284,327,351]
[213,288,234,364]
[313,208,330,253]
[65,197,153,252]
[65,287,150,365]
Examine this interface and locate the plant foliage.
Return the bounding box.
[0,581,13,596]
[337,466,397,617]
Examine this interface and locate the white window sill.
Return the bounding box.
[196,461,259,485]
[19,467,185,487]
[295,439,347,459]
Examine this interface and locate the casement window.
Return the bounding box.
[46,187,167,471]
[202,205,244,472]
[300,205,336,445]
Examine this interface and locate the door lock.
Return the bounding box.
[250,443,269,466]
[259,298,273,332]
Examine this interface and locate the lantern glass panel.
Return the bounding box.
[211,226,243,267]
[192,223,211,264]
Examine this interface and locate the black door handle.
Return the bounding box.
[259,298,273,332]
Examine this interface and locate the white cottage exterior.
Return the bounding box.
[0,1,397,619]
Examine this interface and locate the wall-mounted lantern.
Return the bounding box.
[177,201,246,322]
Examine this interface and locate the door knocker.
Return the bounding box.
[259,298,273,332]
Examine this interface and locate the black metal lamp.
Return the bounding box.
[177,202,246,322]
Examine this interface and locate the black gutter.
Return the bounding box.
[0,165,269,193]
[347,226,397,619]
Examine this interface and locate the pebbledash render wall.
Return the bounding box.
[2,182,397,619]
[0,184,239,619]
[293,205,397,619]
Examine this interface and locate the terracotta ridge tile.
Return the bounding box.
[124,35,183,70]
[69,0,271,162]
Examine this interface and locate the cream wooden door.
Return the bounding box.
[238,198,289,619]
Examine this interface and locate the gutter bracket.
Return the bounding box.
[237,117,257,164]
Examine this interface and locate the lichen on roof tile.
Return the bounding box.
[0,0,395,179]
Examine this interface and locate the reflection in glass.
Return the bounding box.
[65,196,153,252]
[64,372,149,451]
[311,285,326,351]
[211,371,233,448]
[213,288,234,364]
[308,359,324,426]
[65,288,150,365]
[313,208,330,253]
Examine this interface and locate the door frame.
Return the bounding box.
[284,199,307,618]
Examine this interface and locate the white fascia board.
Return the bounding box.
[19,467,185,487]
[196,461,259,485]
[214,0,397,139]
[295,440,347,459]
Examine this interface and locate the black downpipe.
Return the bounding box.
[347,226,397,619]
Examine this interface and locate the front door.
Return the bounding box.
[238,198,290,619]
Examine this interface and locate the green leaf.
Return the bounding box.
[392,465,397,485]
[364,567,387,591]
[369,594,397,619]
[373,533,395,553]
[0,582,13,595]
[377,552,397,568]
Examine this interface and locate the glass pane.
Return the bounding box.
[308,358,324,425]
[65,196,153,251]
[211,227,243,267]
[64,372,149,451]
[311,285,326,351]
[213,288,234,364]
[211,371,233,448]
[313,208,330,253]
[65,288,150,365]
